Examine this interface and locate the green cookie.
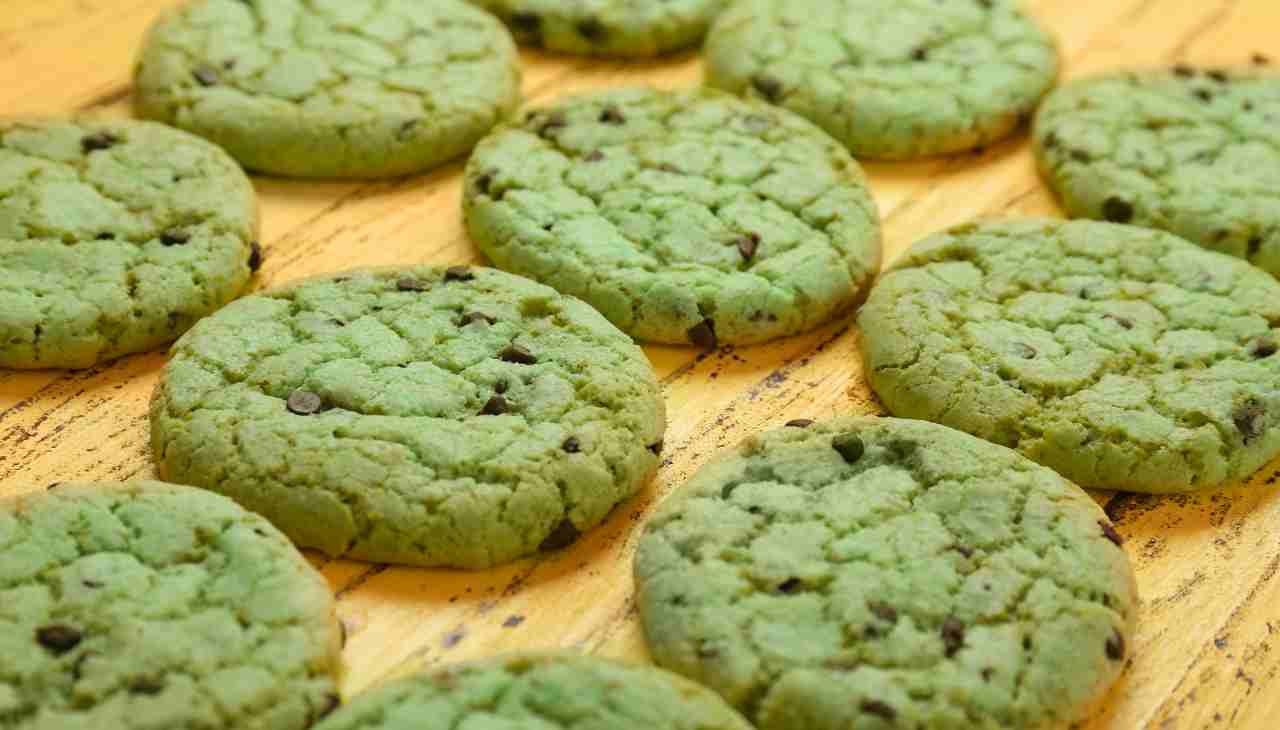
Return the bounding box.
[859,219,1280,493]
[464,87,882,347]
[1034,65,1280,276]
[635,416,1137,730]
[0,480,342,730]
[705,0,1059,160]
[468,0,729,57]
[135,0,522,179]
[313,653,754,730]
[0,119,258,370]
[150,266,666,569]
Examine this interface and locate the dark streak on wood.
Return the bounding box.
[334,564,389,600]
[75,84,132,112]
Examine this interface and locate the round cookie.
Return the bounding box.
[704,0,1059,160]
[150,266,666,569]
[464,87,882,347]
[467,0,729,57]
[1033,65,1280,277]
[0,119,258,370]
[135,0,521,179]
[859,219,1280,493]
[635,416,1137,730]
[312,653,755,730]
[0,480,342,730]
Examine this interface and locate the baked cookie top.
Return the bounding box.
[468,0,730,57]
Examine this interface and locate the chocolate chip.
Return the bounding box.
[493,379,509,394]
[444,266,474,282]
[1173,64,1196,77]
[1234,398,1267,443]
[498,344,537,365]
[777,578,803,594]
[248,241,263,272]
[1208,70,1229,83]
[981,667,995,682]
[1102,196,1134,223]
[736,232,760,261]
[1099,519,1124,547]
[36,625,82,655]
[396,277,429,292]
[576,17,606,42]
[286,390,324,415]
[533,111,568,138]
[160,229,190,246]
[1023,635,1033,651]
[911,47,929,61]
[1248,337,1277,359]
[474,170,494,196]
[479,395,509,416]
[458,311,497,326]
[193,65,220,86]
[941,617,965,657]
[751,74,783,101]
[1254,53,1272,66]
[1105,629,1125,660]
[648,441,663,455]
[832,433,864,464]
[129,677,165,695]
[859,700,897,722]
[562,436,581,453]
[687,319,717,350]
[868,601,898,623]
[80,132,119,153]
[785,419,814,428]
[955,545,974,558]
[1103,313,1135,330]
[585,150,605,162]
[95,233,115,240]
[1070,149,1092,163]
[540,519,580,550]
[1248,235,1263,258]
[82,579,103,588]
[1194,88,1214,103]
[510,12,541,36]
[599,105,625,124]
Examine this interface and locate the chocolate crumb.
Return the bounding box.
[36,625,82,655]
[444,266,474,282]
[1106,629,1125,660]
[498,344,537,365]
[479,395,509,416]
[160,229,190,246]
[1248,337,1277,359]
[80,132,120,153]
[860,700,897,721]
[777,578,803,594]
[785,419,814,428]
[1102,196,1134,223]
[599,105,626,124]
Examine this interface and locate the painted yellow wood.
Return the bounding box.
[2,0,1279,726]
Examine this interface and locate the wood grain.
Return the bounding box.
[2,1,1279,727]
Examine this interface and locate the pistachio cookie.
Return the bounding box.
[860,219,1280,492]
[635,417,1137,730]
[1034,65,1280,276]
[0,119,258,369]
[464,87,882,347]
[150,266,666,569]
[705,0,1059,159]
[0,481,342,730]
[313,654,754,730]
[135,0,521,178]
[469,0,729,57]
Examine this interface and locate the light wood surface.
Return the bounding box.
[2,1,1279,727]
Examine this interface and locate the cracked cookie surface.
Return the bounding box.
[466,0,729,57]
[635,416,1136,730]
[0,119,258,369]
[859,219,1280,493]
[463,87,882,347]
[704,0,1059,160]
[1034,66,1280,277]
[149,266,666,569]
[135,0,521,179]
[0,480,341,730]
[313,653,754,730]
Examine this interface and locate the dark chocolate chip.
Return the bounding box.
[648,441,664,455]
[36,625,82,655]
[248,241,263,272]
[498,344,537,365]
[832,433,864,464]
[286,390,324,416]
[1070,149,1092,163]
[912,47,929,61]
[458,311,497,326]
[444,266,474,282]
[585,150,605,162]
[859,700,897,722]
[941,617,965,657]
[129,677,166,695]
[396,277,429,292]
[540,519,580,550]
[80,132,120,153]
[687,319,717,350]
[493,379,509,394]
[599,105,626,124]
[1102,196,1134,223]
[1248,235,1263,258]
[868,600,898,623]
[95,232,115,240]
[1105,629,1125,660]
[1103,313,1135,330]
[193,65,220,86]
[1248,337,1277,359]
[785,419,814,428]
[160,229,190,246]
[1173,64,1196,77]
[735,232,761,261]
[981,667,995,682]
[575,17,606,42]
[1194,88,1214,103]
[1208,70,1229,83]
[562,436,581,453]
[1254,53,1272,66]
[1234,399,1266,443]
[82,579,104,588]
[1099,519,1124,547]
[777,578,803,594]
[1023,635,1033,650]
[479,395,509,416]
[751,74,783,101]
[474,170,494,196]
[510,12,541,36]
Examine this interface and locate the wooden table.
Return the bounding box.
[3,1,1279,727]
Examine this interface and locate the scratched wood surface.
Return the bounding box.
[2,0,1279,727]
